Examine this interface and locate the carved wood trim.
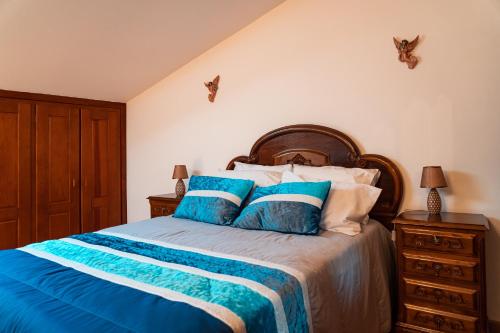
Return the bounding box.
[403,252,478,282]
[226,124,404,229]
[405,304,478,333]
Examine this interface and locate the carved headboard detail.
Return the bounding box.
[227,124,404,230]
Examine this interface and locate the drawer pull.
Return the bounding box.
[433,289,445,301]
[433,315,444,330]
[433,235,441,244]
[432,263,443,275]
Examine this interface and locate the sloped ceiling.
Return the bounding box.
[0,0,284,102]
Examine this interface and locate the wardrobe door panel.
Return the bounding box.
[81,107,121,232]
[35,103,80,242]
[0,99,32,249]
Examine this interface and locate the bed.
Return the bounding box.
[0,124,403,333]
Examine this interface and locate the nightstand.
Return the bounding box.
[147,194,182,218]
[393,210,489,333]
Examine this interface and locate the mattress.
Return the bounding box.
[0,216,394,333]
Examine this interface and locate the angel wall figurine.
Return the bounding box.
[204,75,220,103]
[393,36,419,69]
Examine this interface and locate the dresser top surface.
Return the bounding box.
[147,193,182,201]
[394,210,489,231]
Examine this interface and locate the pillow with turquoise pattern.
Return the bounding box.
[174,175,254,225]
[232,181,331,235]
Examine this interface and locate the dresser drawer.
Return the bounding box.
[403,278,478,312]
[150,204,176,217]
[147,195,182,219]
[401,226,477,256]
[402,252,479,283]
[404,304,478,333]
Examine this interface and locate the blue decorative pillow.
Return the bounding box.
[174,175,254,225]
[232,181,331,235]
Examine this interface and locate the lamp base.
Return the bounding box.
[427,188,441,215]
[175,179,186,198]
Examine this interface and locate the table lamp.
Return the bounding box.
[172,165,188,197]
[420,166,447,215]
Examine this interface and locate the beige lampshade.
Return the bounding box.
[420,166,447,188]
[172,165,188,179]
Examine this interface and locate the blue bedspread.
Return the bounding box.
[0,231,308,333]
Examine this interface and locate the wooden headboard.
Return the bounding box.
[227,124,404,230]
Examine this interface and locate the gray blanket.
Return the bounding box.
[106,216,394,333]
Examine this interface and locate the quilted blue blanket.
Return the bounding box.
[0,231,309,333]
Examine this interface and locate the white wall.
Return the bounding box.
[127,0,500,319]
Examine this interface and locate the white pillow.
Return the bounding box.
[282,171,381,236]
[234,161,292,173]
[293,164,380,186]
[213,170,282,187]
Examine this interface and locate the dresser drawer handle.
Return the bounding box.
[433,315,445,330]
[433,235,441,244]
[432,263,443,275]
[433,289,445,301]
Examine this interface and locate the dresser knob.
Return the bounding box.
[433,315,445,330]
[433,289,445,301]
[432,263,443,276]
[433,235,441,244]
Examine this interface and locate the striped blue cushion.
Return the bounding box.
[232,181,331,235]
[174,176,254,225]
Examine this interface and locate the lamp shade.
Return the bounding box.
[420,166,447,188]
[172,165,188,179]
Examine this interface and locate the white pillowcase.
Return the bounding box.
[293,164,380,186]
[213,170,282,187]
[282,171,381,236]
[234,161,292,173]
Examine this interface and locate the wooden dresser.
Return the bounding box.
[147,194,182,218]
[393,210,489,333]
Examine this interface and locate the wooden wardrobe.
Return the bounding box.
[0,90,126,250]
